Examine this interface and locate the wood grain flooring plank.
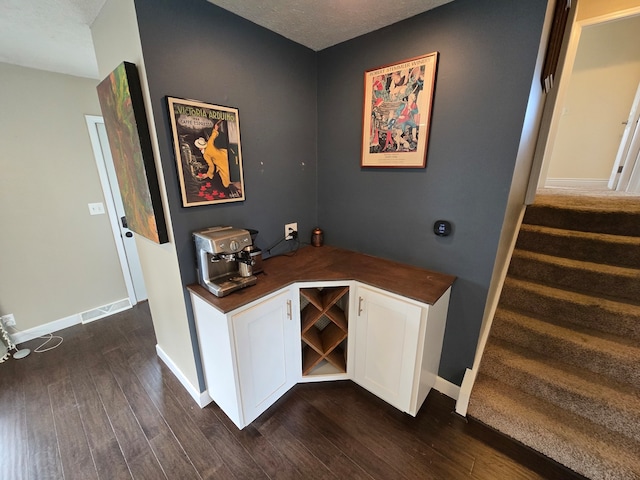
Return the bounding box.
[90,362,166,479]
[260,394,374,480]
[0,359,29,480]
[133,350,268,480]
[218,421,303,480]
[148,432,203,480]
[296,383,467,480]
[127,351,237,479]
[103,348,171,441]
[282,388,405,480]
[256,406,342,480]
[104,347,200,479]
[68,367,120,451]
[91,437,133,480]
[48,378,99,480]
[22,364,64,480]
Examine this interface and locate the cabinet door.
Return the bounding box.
[353,285,423,413]
[233,289,299,426]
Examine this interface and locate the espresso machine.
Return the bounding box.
[193,226,257,297]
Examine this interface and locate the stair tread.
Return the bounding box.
[501,277,640,340]
[531,194,640,213]
[493,307,640,390]
[503,277,640,315]
[512,249,640,278]
[484,338,640,405]
[482,339,640,441]
[468,374,640,480]
[509,249,640,305]
[495,306,640,357]
[519,223,640,245]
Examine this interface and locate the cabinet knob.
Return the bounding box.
[358,296,364,315]
[286,300,292,320]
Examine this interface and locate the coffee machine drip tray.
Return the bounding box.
[204,272,257,297]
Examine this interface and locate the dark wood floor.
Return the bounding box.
[0,302,586,480]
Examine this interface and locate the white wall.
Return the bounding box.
[0,62,128,330]
[91,0,202,396]
[546,14,640,183]
[577,0,640,21]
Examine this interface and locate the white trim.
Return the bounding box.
[11,314,80,344]
[85,115,138,304]
[544,177,609,189]
[81,299,132,324]
[434,376,460,401]
[156,344,212,407]
[10,298,135,344]
[455,368,475,416]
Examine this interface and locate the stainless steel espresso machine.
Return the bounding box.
[193,226,257,297]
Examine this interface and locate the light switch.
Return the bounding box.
[88,202,105,215]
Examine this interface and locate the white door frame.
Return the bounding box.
[85,115,138,304]
[610,81,640,192]
[532,6,640,197]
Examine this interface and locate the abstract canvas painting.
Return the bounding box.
[96,62,168,244]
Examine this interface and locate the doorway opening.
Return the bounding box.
[85,115,148,306]
[537,9,640,197]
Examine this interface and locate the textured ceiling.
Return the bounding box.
[207,0,454,51]
[0,0,452,79]
[0,0,107,78]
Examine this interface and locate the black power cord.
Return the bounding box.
[264,228,301,258]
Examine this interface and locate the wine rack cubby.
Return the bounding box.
[299,286,349,376]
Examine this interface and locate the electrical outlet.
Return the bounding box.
[1,313,16,327]
[285,222,298,240]
[88,202,105,215]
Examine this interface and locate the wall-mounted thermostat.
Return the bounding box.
[433,220,452,237]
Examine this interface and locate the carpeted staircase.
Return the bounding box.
[468,193,640,480]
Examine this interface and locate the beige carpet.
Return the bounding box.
[468,192,640,480]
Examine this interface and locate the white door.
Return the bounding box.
[609,81,640,193]
[233,290,299,425]
[353,285,422,413]
[85,115,147,303]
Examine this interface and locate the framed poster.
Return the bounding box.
[361,52,439,168]
[167,97,245,207]
[96,61,169,244]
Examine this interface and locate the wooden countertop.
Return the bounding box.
[187,245,456,313]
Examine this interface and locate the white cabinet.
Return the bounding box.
[190,288,300,429]
[232,289,300,425]
[353,284,451,416]
[190,280,451,428]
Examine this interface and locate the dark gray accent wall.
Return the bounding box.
[135,0,318,267]
[317,0,547,384]
[134,0,318,389]
[135,0,548,389]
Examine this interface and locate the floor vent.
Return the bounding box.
[81,299,132,324]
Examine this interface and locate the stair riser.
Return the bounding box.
[515,229,640,269]
[481,347,640,443]
[492,314,640,390]
[508,255,639,304]
[523,206,640,236]
[499,283,640,342]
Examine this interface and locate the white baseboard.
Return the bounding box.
[10,298,133,344]
[434,376,461,401]
[544,178,609,189]
[81,298,132,324]
[11,313,81,344]
[155,344,212,408]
